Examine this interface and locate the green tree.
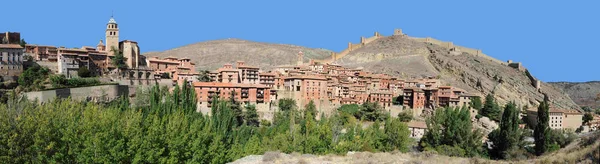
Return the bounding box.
[19,38,27,48]
[420,106,484,157]
[397,110,413,122]
[583,112,594,125]
[111,47,127,69]
[244,105,259,127]
[304,100,317,121]
[481,94,501,122]
[278,98,296,111]
[197,70,213,82]
[229,90,244,127]
[77,66,92,78]
[18,65,50,91]
[360,102,385,121]
[534,94,551,156]
[384,117,411,152]
[489,102,521,159]
[470,96,483,110]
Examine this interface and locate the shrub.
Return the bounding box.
[77,67,92,78]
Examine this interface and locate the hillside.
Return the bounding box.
[549,81,600,108]
[336,35,579,110]
[143,35,579,110]
[143,39,333,71]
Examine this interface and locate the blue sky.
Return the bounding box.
[2,0,598,82]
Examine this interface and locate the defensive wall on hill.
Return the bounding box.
[314,31,385,64]
[314,29,503,65]
[406,36,503,64]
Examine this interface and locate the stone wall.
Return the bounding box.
[315,31,385,64]
[36,61,59,74]
[24,84,129,103]
[407,35,503,64]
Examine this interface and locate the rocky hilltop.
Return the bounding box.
[337,35,579,110]
[143,39,333,71]
[143,34,579,110]
[549,81,600,108]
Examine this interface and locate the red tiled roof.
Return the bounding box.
[0,44,23,49]
[193,82,269,88]
[285,75,327,81]
[408,121,427,129]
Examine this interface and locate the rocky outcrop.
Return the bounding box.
[549,81,600,108]
[337,35,579,110]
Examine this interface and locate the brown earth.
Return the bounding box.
[337,35,579,110]
[548,81,600,109]
[143,39,333,71]
[143,35,579,110]
[230,132,600,164]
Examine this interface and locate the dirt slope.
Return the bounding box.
[143,39,333,71]
[548,81,600,108]
[337,35,579,110]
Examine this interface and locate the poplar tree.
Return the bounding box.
[534,94,550,156]
[489,102,521,159]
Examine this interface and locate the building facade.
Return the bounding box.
[527,108,583,130]
[0,44,24,76]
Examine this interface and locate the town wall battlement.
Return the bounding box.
[315,31,385,63]
[316,29,502,65]
[406,35,502,64]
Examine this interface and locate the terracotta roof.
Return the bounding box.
[193,82,269,88]
[25,44,56,48]
[285,75,327,81]
[148,58,180,64]
[547,108,583,115]
[238,65,259,69]
[259,72,277,76]
[408,121,427,129]
[0,44,23,49]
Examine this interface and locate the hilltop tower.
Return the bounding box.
[105,16,119,56]
[297,51,304,66]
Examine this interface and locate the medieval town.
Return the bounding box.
[2,14,600,163]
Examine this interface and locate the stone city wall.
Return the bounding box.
[407,36,503,64]
[24,84,129,103]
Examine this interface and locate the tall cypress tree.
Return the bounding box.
[534,94,550,156]
[490,102,521,159]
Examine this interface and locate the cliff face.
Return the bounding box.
[143,39,333,71]
[549,81,600,108]
[337,35,579,110]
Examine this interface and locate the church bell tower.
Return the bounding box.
[105,16,119,56]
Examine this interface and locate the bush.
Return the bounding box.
[49,75,101,89]
[18,65,50,90]
[77,67,92,78]
[49,74,67,88]
[435,145,466,157]
[397,110,413,122]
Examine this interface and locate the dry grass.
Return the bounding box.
[233,133,599,164]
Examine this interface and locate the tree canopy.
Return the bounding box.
[420,106,484,157]
[0,82,412,163]
[534,94,551,156]
[481,94,501,122]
